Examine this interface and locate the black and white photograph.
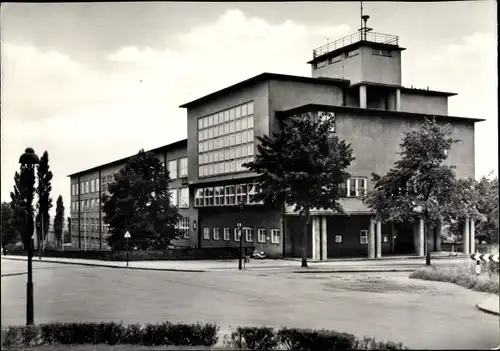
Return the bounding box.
[1,1,498,350]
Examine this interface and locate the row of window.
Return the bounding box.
[314,48,360,69]
[71,199,100,212]
[358,230,388,244]
[197,102,254,131]
[71,221,110,233]
[72,178,102,196]
[198,156,254,177]
[203,227,280,244]
[198,116,254,142]
[199,129,254,153]
[199,143,254,165]
[194,183,263,207]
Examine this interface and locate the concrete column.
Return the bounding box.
[359,85,367,109]
[463,217,470,255]
[413,221,418,254]
[321,216,327,260]
[312,216,320,260]
[376,221,382,258]
[368,217,376,258]
[395,88,401,111]
[418,218,425,256]
[390,223,396,254]
[470,219,475,254]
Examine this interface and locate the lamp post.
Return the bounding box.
[19,147,40,326]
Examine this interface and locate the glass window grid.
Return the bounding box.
[243,227,253,242]
[168,160,178,179]
[179,188,189,208]
[271,229,280,244]
[178,217,190,238]
[257,229,266,243]
[213,228,220,240]
[223,228,231,241]
[194,183,262,208]
[179,158,188,178]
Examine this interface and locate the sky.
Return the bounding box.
[1,1,498,220]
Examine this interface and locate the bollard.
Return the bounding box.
[475,260,481,276]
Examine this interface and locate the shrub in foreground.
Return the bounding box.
[223,326,408,350]
[3,321,219,347]
[410,265,499,295]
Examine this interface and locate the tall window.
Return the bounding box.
[203,227,210,240]
[179,188,189,208]
[234,228,241,241]
[347,178,367,197]
[197,101,255,177]
[179,157,188,178]
[85,181,89,194]
[168,160,178,180]
[243,228,253,242]
[90,179,95,193]
[204,187,214,206]
[195,189,204,207]
[225,185,235,205]
[271,229,280,244]
[170,189,178,207]
[257,229,266,243]
[214,186,224,206]
[213,228,220,240]
[223,228,231,241]
[236,184,247,204]
[178,217,190,238]
[360,230,368,244]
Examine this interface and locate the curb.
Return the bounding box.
[1,257,207,273]
[291,269,416,274]
[476,303,500,317]
[283,254,467,264]
[1,272,28,277]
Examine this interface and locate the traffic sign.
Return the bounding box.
[124,231,131,239]
[470,253,499,263]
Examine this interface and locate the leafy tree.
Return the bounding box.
[365,118,471,265]
[475,174,499,243]
[101,149,181,250]
[10,166,36,251]
[54,195,65,247]
[65,216,72,244]
[1,201,21,248]
[243,112,354,267]
[35,151,53,249]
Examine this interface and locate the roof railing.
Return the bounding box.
[313,31,399,59]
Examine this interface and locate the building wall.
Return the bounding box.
[268,79,344,134]
[186,81,270,185]
[198,205,283,257]
[400,92,448,115]
[311,49,363,83]
[335,112,476,186]
[360,46,402,86]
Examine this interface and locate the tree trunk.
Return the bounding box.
[425,221,432,266]
[301,216,310,268]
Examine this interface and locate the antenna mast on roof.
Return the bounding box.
[359,1,373,41]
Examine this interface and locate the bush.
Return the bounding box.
[2,321,219,347]
[223,326,407,350]
[410,265,499,295]
[224,326,278,350]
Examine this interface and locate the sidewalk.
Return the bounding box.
[1,254,468,274]
[477,295,500,316]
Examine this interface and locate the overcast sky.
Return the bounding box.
[1,1,497,219]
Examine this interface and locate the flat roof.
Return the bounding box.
[348,81,457,97]
[307,41,406,64]
[179,72,350,109]
[275,103,485,123]
[67,139,187,178]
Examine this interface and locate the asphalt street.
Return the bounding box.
[1,259,498,350]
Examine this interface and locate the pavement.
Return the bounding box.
[477,295,500,316]
[1,252,470,274]
[1,259,498,350]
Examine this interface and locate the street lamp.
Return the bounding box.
[19,147,40,326]
[238,201,244,270]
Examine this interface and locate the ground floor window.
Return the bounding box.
[178,217,190,238]
[360,230,368,244]
[203,227,210,239]
[335,235,342,243]
[257,229,266,243]
[271,229,280,244]
[223,228,231,241]
[213,227,220,240]
[243,227,253,242]
[234,228,241,241]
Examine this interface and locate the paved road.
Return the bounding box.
[1,259,498,350]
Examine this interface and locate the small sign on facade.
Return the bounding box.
[124,231,131,239]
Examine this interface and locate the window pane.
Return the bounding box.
[242,130,248,143]
[229,121,235,133]
[208,152,214,163]
[248,115,254,128]
[208,115,213,127]
[235,119,241,132]
[214,126,219,138]
[224,136,230,147]
[242,144,248,157]
[219,150,224,161]
[213,113,219,125]
[230,134,235,146]
[198,118,203,129]
[199,154,203,164]
[248,129,254,141]
[219,125,224,136]
[229,108,235,120]
[203,129,208,140]
[247,144,254,156]
[208,127,213,139]
[224,123,230,135]
[220,163,225,174]
[235,132,242,145]
[213,138,219,149]
[199,142,204,153]
[230,161,236,172]
[208,140,213,151]
[224,110,230,122]
[235,105,241,118]
[230,148,235,160]
[235,146,242,158]
[248,102,254,115]
[224,162,230,173]
[241,116,248,130]
[241,103,248,116]
[236,159,242,172]
[214,151,219,162]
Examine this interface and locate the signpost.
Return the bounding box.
[470,253,500,276]
[237,222,243,270]
[124,231,131,267]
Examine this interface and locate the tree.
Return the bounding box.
[475,174,499,243]
[54,195,65,247]
[35,151,53,249]
[10,166,36,251]
[365,118,468,265]
[65,216,72,244]
[1,202,21,248]
[101,149,181,250]
[243,112,354,267]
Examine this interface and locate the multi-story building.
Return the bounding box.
[68,18,483,258]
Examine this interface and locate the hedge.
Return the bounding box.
[223,326,408,350]
[2,321,219,347]
[6,246,257,261]
[2,323,408,350]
